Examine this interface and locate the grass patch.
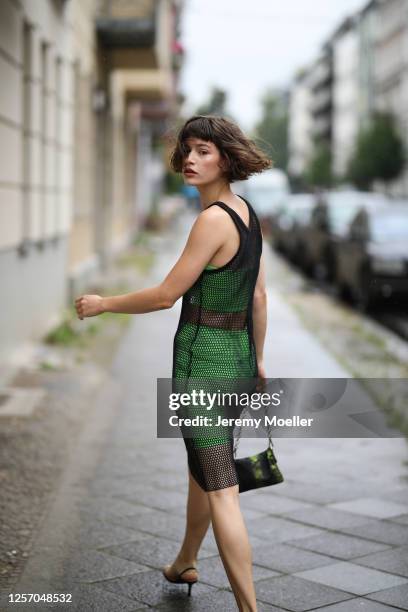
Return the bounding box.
[44,307,108,348]
[39,361,60,371]
[283,294,408,439]
[44,315,84,347]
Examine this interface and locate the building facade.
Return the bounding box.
[288,68,314,178]
[0,0,183,374]
[288,0,408,195]
[373,0,408,196]
[331,16,361,179]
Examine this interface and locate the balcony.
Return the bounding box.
[96,16,155,49]
[95,0,183,104]
[95,0,178,72]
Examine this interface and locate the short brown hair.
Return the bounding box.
[168,115,273,182]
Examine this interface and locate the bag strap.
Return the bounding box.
[233,404,274,458]
[233,376,287,458]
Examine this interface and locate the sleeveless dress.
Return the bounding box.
[172,195,263,492]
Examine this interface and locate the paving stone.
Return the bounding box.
[109,508,237,554]
[254,574,353,611]
[310,597,403,611]
[286,531,391,560]
[140,469,190,491]
[154,586,287,611]
[241,506,271,520]
[284,506,380,531]
[109,507,188,542]
[340,519,408,546]
[155,589,239,611]
[353,546,408,578]
[388,514,408,526]
[256,603,288,612]
[98,567,217,608]
[252,542,337,573]
[88,477,188,505]
[239,491,316,516]
[62,548,150,583]
[78,496,147,522]
[184,554,280,589]
[365,582,408,609]
[77,520,150,549]
[245,515,326,543]
[119,487,187,512]
[266,480,376,505]
[67,582,147,611]
[328,498,408,519]
[294,560,408,596]
[101,533,214,569]
[385,488,408,505]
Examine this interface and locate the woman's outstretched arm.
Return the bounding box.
[75,207,226,319]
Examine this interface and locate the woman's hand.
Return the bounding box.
[256,359,267,392]
[75,294,104,320]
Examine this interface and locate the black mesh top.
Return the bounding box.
[172,195,263,380]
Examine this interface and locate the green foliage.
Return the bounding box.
[196,87,229,116]
[44,314,81,346]
[347,111,406,189]
[253,89,289,170]
[164,170,184,194]
[305,142,333,188]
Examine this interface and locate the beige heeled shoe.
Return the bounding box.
[162,563,198,596]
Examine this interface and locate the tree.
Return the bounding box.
[196,87,230,117]
[347,111,406,191]
[305,141,333,188]
[253,88,289,171]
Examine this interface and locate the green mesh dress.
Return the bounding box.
[172,196,263,491]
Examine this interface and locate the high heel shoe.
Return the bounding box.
[162,564,198,596]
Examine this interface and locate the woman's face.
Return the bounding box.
[182,137,227,185]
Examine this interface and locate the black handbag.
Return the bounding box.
[233,399,284,493]
[234,438,284,494]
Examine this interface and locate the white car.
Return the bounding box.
[233,169,290,221]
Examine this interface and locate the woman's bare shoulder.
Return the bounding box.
[198,203,231,227]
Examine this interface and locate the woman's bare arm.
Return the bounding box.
[80,208,227,317]
[252,253,267,366]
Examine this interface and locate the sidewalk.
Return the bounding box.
[2,204,408,612]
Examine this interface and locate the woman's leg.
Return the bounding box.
[165,468,211,579]
[165,471,258,611]
[208,484,258,612]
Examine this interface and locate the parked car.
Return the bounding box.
[304,190,390,281]
[335,203,408,310]
[271,194,316,263]
[234,169,290,235]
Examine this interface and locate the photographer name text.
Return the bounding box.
[169,415,313,428]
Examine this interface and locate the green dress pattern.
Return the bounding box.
[172,197,263,491]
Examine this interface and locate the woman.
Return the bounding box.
[75,115,272,612]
